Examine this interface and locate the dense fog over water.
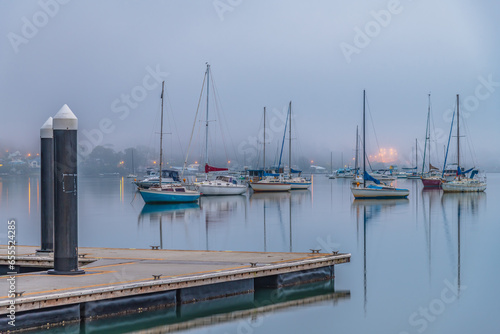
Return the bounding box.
[1,1,499,170]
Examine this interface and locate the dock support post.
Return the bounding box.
[48,104,84,275]
[38,117,54,253]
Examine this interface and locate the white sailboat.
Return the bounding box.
[441,95,486,193]
[351,91,409,199]
[249,175,292,192]
[194,64,247,196]
[126,149,138,178]
[327,152,336,179]
[282,101,311,190]
[249,107,291,192]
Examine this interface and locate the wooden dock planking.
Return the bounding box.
[0,245,350,331]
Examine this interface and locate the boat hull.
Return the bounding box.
[249,182,291,192]
[351,186,409,199]
[421,177,443,188]
[286,182,311,190]
[139,188,200,203]
[197,184,247,195]
[441,180,486,192]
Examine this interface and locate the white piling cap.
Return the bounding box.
[40,117,53,138]
[53,104,78,130]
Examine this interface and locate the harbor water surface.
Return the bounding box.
[1,174,499,333]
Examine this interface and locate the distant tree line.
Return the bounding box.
[79,145,155,176]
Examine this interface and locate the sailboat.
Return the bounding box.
[351,91,409,199]
[139,81,201,204]
[195,64,247,196]
[126,149,138,178]
[327,152,336,179]
[441,95,486,193]
[282,101,311,190]
[249,107,291,192]
[420,94,444,188]
[406,139,421,179]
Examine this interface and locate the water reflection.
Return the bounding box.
[72,280,350,334]
[200,195,246,250]
[440,191,486,295]
[200,195,246,224]
[249,190,311,252]
[351,199,409,315]
[138,203,201,249]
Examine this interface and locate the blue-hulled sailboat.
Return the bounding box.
[139,81,200,204]
[351,90,409,199]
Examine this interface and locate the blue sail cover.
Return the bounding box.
[457,167,474,176]
[364,171,381,185]
[291,168,302,174]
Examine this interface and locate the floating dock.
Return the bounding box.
[0,245,350,332]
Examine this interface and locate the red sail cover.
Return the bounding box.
[205,163,228,173]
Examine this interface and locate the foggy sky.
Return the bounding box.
[1,0,499,170]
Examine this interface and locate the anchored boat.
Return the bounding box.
[139,81,200,204]
[350,90,409,200]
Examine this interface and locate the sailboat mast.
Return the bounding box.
[421,94,430,176]
[457,94,460,180]
[289,101,292,174]
[415,138,417,170]
[330,152,333,174]
[363,90,366,187]
[205,63,210,172]
[427,93,431,169]
[159,81,165,186]
[355,125,359,174]
[263,107,266,170]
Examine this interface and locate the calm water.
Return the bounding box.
[1,174,499,333]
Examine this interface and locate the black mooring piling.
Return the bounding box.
[38,117,54,253]
[48,104,84,275]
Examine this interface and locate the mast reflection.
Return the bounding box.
[352,198,409,315]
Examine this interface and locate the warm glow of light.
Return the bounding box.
[28,178,31,215]
[195,161,198,164]
[27,153,31,157]
[310,160,314,163]
[153,161,157,164]
[228,160,231,164]
[370,147,398,163]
